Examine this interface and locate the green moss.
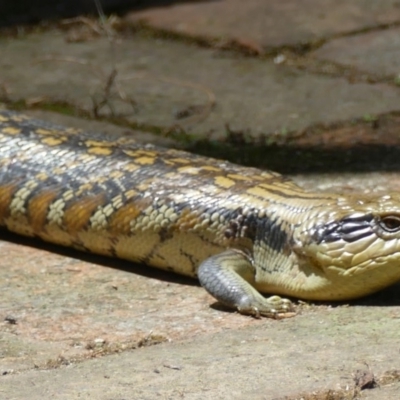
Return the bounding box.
[362,113,377,123]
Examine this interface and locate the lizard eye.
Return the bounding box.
[379,216,400,232]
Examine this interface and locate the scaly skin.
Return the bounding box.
[1,110,400,318]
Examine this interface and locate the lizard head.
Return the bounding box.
[292,194,400,300]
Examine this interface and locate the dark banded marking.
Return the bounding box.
[314,214,374,243]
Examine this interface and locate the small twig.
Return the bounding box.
[92,68,119,117]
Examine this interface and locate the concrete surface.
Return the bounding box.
[1,2,400,399]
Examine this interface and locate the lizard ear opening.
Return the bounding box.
[379,216,400,232]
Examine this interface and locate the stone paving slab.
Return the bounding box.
[0,233,257,373]
[312,27,400,78]
[2,30,400,140]
[127,0,400,50]
[2,302,400,399]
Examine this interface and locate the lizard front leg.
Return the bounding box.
[198,249,295,318]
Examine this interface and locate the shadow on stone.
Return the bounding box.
[1,230,399,308]
[189,142,400,174]
[0,230,197,286]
